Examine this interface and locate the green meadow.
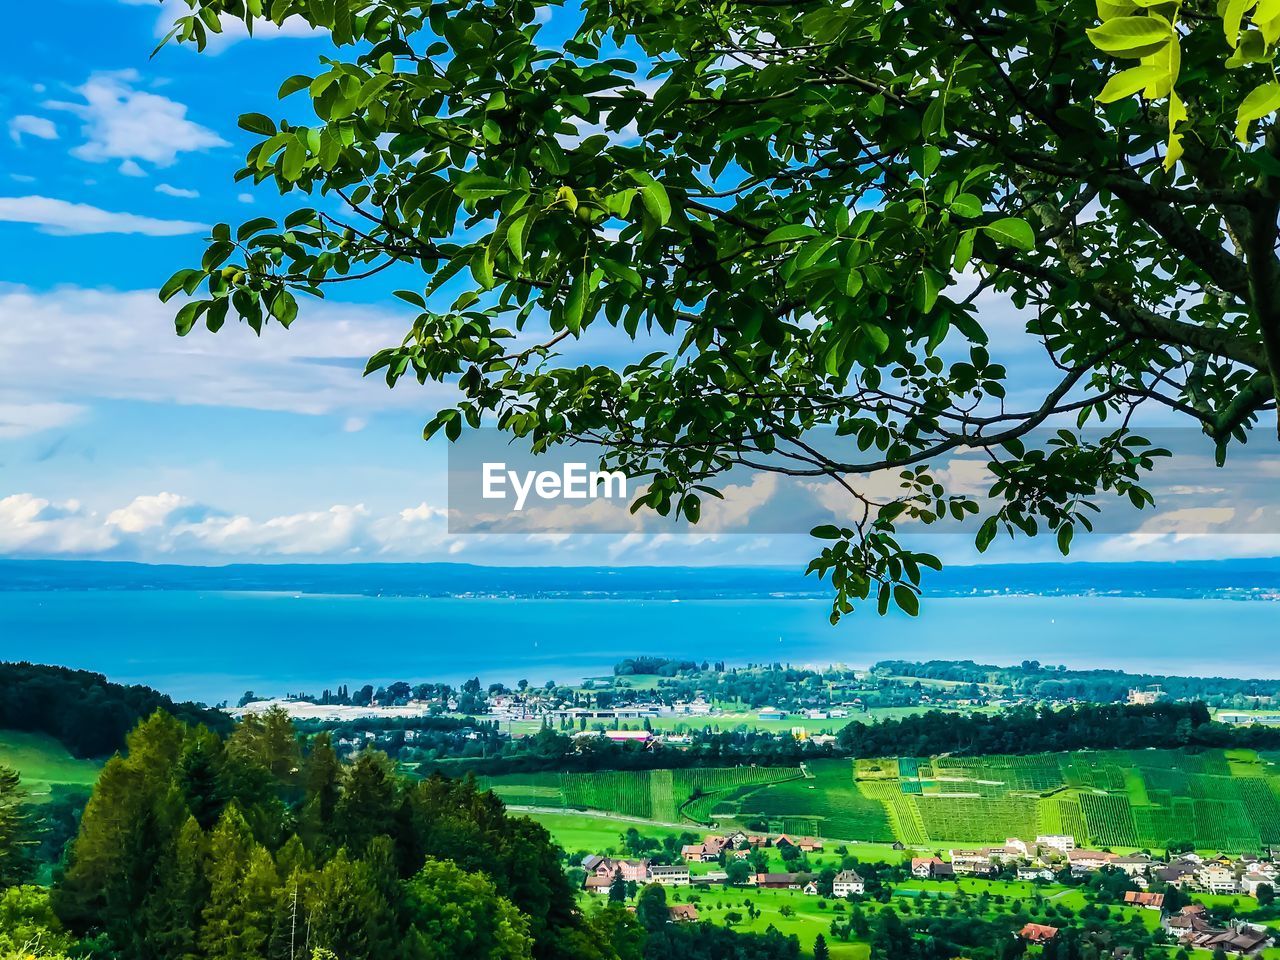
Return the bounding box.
[520,811,695,854]
[0,730,101,801]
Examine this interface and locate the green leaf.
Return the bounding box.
[639,182,671,228]
[764,224,821,245]
[280,139,306,181]
[893,585,920,617]
[810,525,843,539]
[278,75,312,99]
[455,174,512,201]
[504,210,532,262]
[1097,0,1138,18]
[270,288,298,328]
[1236,82,1280,141]
[237,112,276,136]
[983,217,1036,252]
[236,217,276,241]
[471,248,495,290]
[975,516,999,552]
[358,74,395,108]
[159,269,202,303]
[1225,0,1260,47]
[174,300,205,336]
[862,323,889,354]
[953,229,976,270]
[915,268,942,314]
[565,271,588,333]
[1096,64,1165,103]
[949,194,983,218]
[1085,15,1174,58]
[682,497,700,524]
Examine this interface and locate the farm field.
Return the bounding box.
[487,749,1280,853]
[853,748,1280,852]
[479,766,803,823]
[0,730,101,801]
[723,759,895,840]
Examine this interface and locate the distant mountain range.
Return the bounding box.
[2,557,1279,600]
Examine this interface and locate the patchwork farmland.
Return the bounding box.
[484,749,1280,852]
[479,765,801,823]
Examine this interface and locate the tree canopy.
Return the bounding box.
[164,0,1280,618]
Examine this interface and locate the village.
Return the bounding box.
[577,830,1280,954]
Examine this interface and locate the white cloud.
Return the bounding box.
[237,192,254,204]
[0,196,206,236]
[342,416,367,433]
[118,159,147,178]
[106,492,190,533]
[120,0,321,51]
[8,115,58,144]
[156,183,199,199]
[45,70,227,172]
[0,490,460,559]
[396,503,448,523]
[0,494,118,554]
[0,401,85,438]
[1132,506,1238,536]
[0,285,438,423]
[170,504,371,555]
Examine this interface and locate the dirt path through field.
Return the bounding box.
[507,805,695,829]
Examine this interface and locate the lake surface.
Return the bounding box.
[1,591,1275,702]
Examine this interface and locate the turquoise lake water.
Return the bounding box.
[1,592,1276,702]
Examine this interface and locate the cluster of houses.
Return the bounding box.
[582,833,830,894]
[582,826,1280,954]
[1019,905,1273,956]
[581,855,695,892]
[1162,904,1273,954]
[680,831,823,861]
[941,835,1280,899]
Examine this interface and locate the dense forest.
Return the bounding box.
[48,709,589,959]
[875,659,1280,704]
[834,702,1280,756]
[0,662,233,757]
[0,707,803,960]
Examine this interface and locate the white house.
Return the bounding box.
[649,864,691,887]
[1109,854,1155,878]
[1197,863,1239,894]
[1242,873,1275,897]
[832,869,865,897]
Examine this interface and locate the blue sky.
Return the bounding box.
[0,0,1277,567]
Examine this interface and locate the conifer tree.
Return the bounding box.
[140,815,209,960]
[0,765,32,887]
[201,803,275,960]
[333,752,398,855]
[299,734,341,850]
[178,728,229,831]
[305,849,397,960]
